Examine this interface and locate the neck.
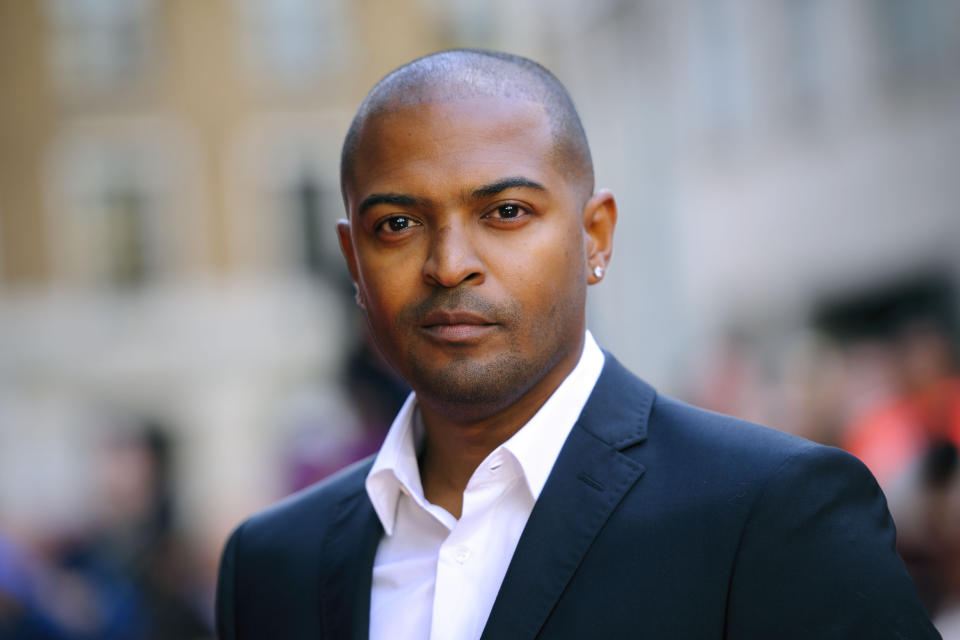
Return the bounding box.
[417,336,585,517]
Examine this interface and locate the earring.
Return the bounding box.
[592,265,604,279]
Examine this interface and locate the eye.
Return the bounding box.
[386,216,412,231]
[485,203,529,222]
[496,204,521,219]
[375,215,421,236]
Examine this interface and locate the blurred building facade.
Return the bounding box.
[2,0,960,631]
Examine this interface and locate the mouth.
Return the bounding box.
[418,310,498,343]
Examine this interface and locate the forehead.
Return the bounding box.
[347,98,562,206]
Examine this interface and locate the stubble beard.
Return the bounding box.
[396,291,581,422]
[405,337,573,423]
[409,348,527,406]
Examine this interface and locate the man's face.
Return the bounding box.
[339,97,592,419]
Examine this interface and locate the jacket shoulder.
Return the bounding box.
[591,352,837,475]
[589,361,938,637]
[647,391,855,480]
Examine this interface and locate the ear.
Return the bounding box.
[337,219,365,308]
[337,219,359,281]
[582,189,617,284]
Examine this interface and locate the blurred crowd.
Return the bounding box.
[0,336,406,639]
[0,426,210,639]
[692,273,960,631]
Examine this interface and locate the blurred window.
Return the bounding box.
[236,0,351,89]
[47,134,181,289]
[873,0,943,88]
[783,0,824,118]
[289,173,327,279]
[268,158,341,280]
[232,122,346,280]
[44,0,157,98]
[692,0,750,137]
[101,176,151,287]
[428,0,497,42]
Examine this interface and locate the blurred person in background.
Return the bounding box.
[841,312,960,628]
[284,333,409,494]
[76,424,211,639]
[0,424,213,640]
[783,277,960,632]
[215,49,937,639]
[0,531,68,640]
[0,425,212,639]
[843,319,960,491]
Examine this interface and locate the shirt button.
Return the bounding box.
[454,547,471,564]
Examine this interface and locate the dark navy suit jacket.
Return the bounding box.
[216,354,939,639]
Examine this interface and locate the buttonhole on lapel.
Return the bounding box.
[578,472,605,492]
[727,483,751,504]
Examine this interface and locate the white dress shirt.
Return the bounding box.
[365,331,605,640]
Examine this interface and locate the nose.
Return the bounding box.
[422,223,484,288]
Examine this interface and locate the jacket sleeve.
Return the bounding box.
[216,524,243,640]
[724,444,940,639]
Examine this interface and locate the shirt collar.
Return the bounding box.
[366,393,423,536]
[501,330,604,500]
[365,330,605,536]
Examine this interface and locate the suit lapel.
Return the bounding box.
[319,486,383,640]
[480,354,654,640]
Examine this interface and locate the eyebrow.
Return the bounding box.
[357,193,429,216]
[357,176,547,217]
[470,176,546,200]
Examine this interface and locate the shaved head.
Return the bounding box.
[340,49,594,205]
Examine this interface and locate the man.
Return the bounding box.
[216,50,939,639]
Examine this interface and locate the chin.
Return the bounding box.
[409,352,531,409]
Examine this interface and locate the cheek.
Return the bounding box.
[364,282,404,323]
[531,227,584,278]
[358,276,407,342]
[498,239,583,313]
[357,246,424,315]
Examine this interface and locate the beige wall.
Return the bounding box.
[0,1,52,284]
